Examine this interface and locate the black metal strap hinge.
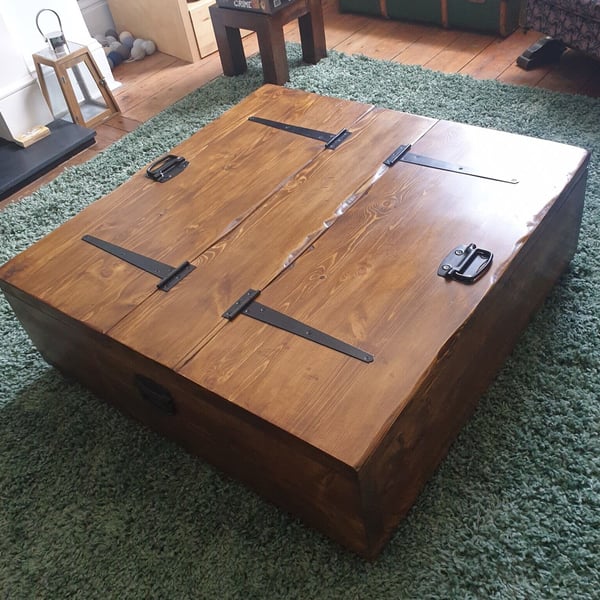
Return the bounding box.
[146,154,188,182]
[223,289,374,363]
[438,243,493,283]
[82,235,195,291]
[384,144,518,184]
[248,116,351,149]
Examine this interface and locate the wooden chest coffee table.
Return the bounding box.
[0,85,589,558]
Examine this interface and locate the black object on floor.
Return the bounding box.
[0,119,95,201]
[517,36,567,70]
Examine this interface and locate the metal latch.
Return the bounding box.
[438,243,493,283]
[146,154,188,182]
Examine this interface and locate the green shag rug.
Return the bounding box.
[1,45,599,598]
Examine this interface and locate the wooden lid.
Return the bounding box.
[1,85,589,468]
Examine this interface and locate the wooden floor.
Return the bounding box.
[3,0,600,208]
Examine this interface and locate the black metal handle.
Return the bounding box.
[135,374,176,415]
[146,155,188,182]
[36,9,63,38]
[438,243,493,283]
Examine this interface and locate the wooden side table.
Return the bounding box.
[209,0,327,85]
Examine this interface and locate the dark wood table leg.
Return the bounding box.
[299,0,327,64]
[209,0,327,85]
[256,17,289,84]
[210,4,248,76]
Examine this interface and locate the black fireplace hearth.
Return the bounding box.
[0,119,95,202]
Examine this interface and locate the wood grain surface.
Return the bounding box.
[182,116,589,465]
[0,85,590,557]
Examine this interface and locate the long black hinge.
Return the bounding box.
[223,289,374,363]
[82,234,195,291]
[248,116,351,149]
[384,144,518,184]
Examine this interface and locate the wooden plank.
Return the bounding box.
[498,60,553,89]
[0,283,372,553]
[181,116,589,467]
[113,49,180,85]
[334,18,425,60]
[0,86,372,329]
[110,104,438,367]
[321,6,374,48]
[424,30,493,73]
[392,25,462,66]
[113,57,203,115]
[122,59,224,123]
[359,158,588,557]
[459,27,540,79]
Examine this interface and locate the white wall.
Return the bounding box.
[0,10,53,141]
[77,0,115,38]
[0,0,119,141]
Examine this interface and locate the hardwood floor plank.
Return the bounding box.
[333,18,424,61]
[101,114,142,136]
[322,6,373,48]
[424,31,493,73]
[498,59,554,89]
[111,52,180,98]
[123,60,224,122]
[459,28,540,79]
[392,26,462,66]
[93,121,134,150]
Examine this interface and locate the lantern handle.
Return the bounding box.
[35,9,64,38]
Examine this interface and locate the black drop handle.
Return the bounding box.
[135,374,176,415]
